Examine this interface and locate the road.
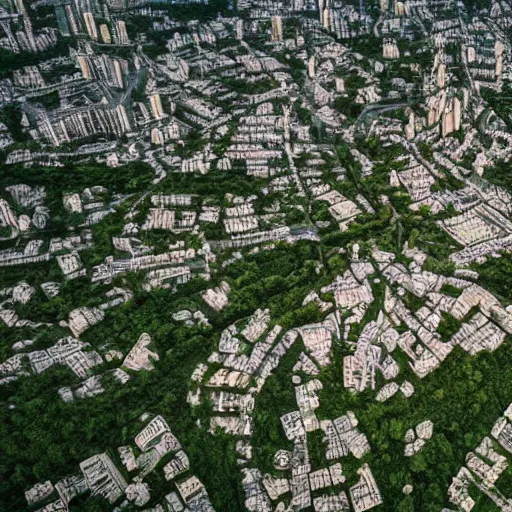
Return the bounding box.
[354,101,409,135]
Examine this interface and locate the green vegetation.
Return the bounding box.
[0,286,244,511]
[0,105,29,143]
[315,341,512,511]
[484,159,512,191]
[3,161,153,195]
[223,77,279,95]
[481,85,512,130]
[437,312,463,342]
[440,283,463,298]
[0,38,75,79]
[29,90,60,110]
[334,72,366,121]
[474,254,512,304]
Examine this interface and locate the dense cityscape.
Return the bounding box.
[1,0,512,510]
